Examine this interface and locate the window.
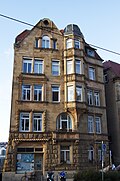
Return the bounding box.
[68,85,74,102]
[53,39,57,49]
[94,92,100,106]
[74,40,80,49]
[104,74,108,83]
[87,90,93,105]
[98,149,102,162]
[35,38,40,48]
[89,67,95,80]
[57,113,72,131]
[34,85,42,101]
[66,38,72,49]
[95,117,101,134]
[52,86,60,102]
[88,146,94,161]
[20,112,30,131]
[76,86,82,101]
[87,49,95,57]
[60,146,70,163]
[42,35,50,48]
[75,59,81,74]
[22,58,32,73]
[16,153,34,172]
[22,85,31,101]
[34,59,43,74]
[67,60,73,74]
[33,113,42,132]
[88,116,94,133]
[52,61,60,76]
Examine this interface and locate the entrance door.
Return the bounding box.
[34,153,43,171]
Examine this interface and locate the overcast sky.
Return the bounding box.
[0,0,120,142]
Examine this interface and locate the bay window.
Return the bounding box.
[75,59,81,74]
[67,85,74,102]
[67,60,73,74]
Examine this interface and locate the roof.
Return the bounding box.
[103,60,120,77]
[64,24,84,38]
[85,43,103,61]
[15,30,30,44]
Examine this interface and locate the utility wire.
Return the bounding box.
[0,13,120,56]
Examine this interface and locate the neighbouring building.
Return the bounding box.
[103,60,120,166]
[3,18,109,181]
[0,142,7,172]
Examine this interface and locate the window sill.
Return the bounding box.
[34,47,58,51]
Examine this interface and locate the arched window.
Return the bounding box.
[57,113,72,131]
[42,35,50,48]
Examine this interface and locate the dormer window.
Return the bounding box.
[42,35,50,48]
[87,49,95,57]
[66,38,72,49]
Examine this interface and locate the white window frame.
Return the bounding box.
[95,117,101,134]
[94,92,100,106]
[20,112,30,132]
[67,59,73,74]
[89,67,95,80]
[74,39,80,49]
[88,116,94,133]
[76,86,82,101]
[59,114,72,130]
[52,60,60,76]
[33,113,42,132]
[34,59,43,74]
[66,38,72,49]
[34,85,43,101]
[88,146,94,161]
[22,58,32,73]
[52,85,60,102]
[22,85,31,101]
[60,146,70,163]
[87,90,93,105]
[75,59,81,74]
[42,35,50,48]
[67,85,74,102]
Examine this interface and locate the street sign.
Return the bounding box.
[102,143,106,152]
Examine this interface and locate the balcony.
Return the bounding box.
[52,131,80,142]
[10,132,52,143]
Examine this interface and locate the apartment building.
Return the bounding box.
[0,142,7,172]
[104,60,120,166]
[3,19,109,180]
